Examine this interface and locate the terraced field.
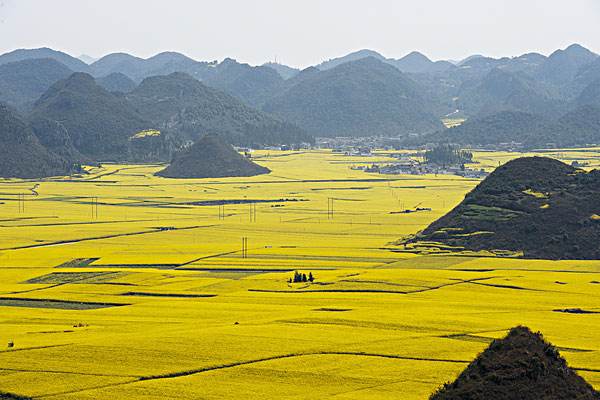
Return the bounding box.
[0,150,598,399]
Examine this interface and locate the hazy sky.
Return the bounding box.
[1,0,599,67]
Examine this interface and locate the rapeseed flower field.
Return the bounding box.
[0,150,598,399]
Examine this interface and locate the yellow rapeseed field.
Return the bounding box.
[0,149,598,399]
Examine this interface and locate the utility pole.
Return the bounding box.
[327,197,334,219]
[249,203,256,222]
[91,197,98,219]
[18,193,25,213]
[241,237,248,258]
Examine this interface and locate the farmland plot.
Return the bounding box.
[0,150,598,399]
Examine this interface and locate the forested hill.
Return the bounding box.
[0,104,76,178]
[29,72,151,161]
[263,57,444,137]
[127,72,311,147]
[407,157,600,260]
[156,134,270,179]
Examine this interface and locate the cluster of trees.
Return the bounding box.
[289,271,314,283]
[424,144,473,166]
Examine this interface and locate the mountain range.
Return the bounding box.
[3,44,600,177]
[126,72,310,146]
[263,57,444,136]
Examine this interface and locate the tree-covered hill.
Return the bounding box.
[407,157,600,260]
[203,59,285,107]
[0,104,76,178]
[263,57,444,137]
[409,104,600,149]
[89,52,213,82]
[411,111,553,147]
[0,47,88,72]
[96,72,137,93]
[127,72,310,146]
[29,72,152,161]
[431,326,599,399]
[156,134,270,179]
[0,58,74,110]
[456,68,564,118]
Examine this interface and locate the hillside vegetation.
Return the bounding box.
[3,44,600,146]
[263,57,443,137]
[408,157,600,259]
[0,104,76,178]
[0,58,73,110]
[127,72,310,146]
[29,73,151,161]
[431,326,599,400]
[156,134,270,178]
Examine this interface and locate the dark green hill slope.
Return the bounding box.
[88,53,146,80]
[457,68,563,117]
[89,52,213,82]
[536,44,598,85]
[576,79,600,107]
[412,111,552,147]
[315,49,387,71]
[27,117,88,163]
[390,51,454,74]
[541,105,600,146]
[408,157,600,260]
[431,326,599,400]
[0,58,73,109]
[0,47,88,72]
[263,62,299,79]
[127,72,310,146]
[156,134,270,179]
[96,72,137,93]
[204,59,284,107]
[411,105,600,149]
[0,104,75,178]
[575,57,600,91]
[30,73,151,160]
[263,57,443,137]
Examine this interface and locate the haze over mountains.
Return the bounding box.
[2,44,600,177]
